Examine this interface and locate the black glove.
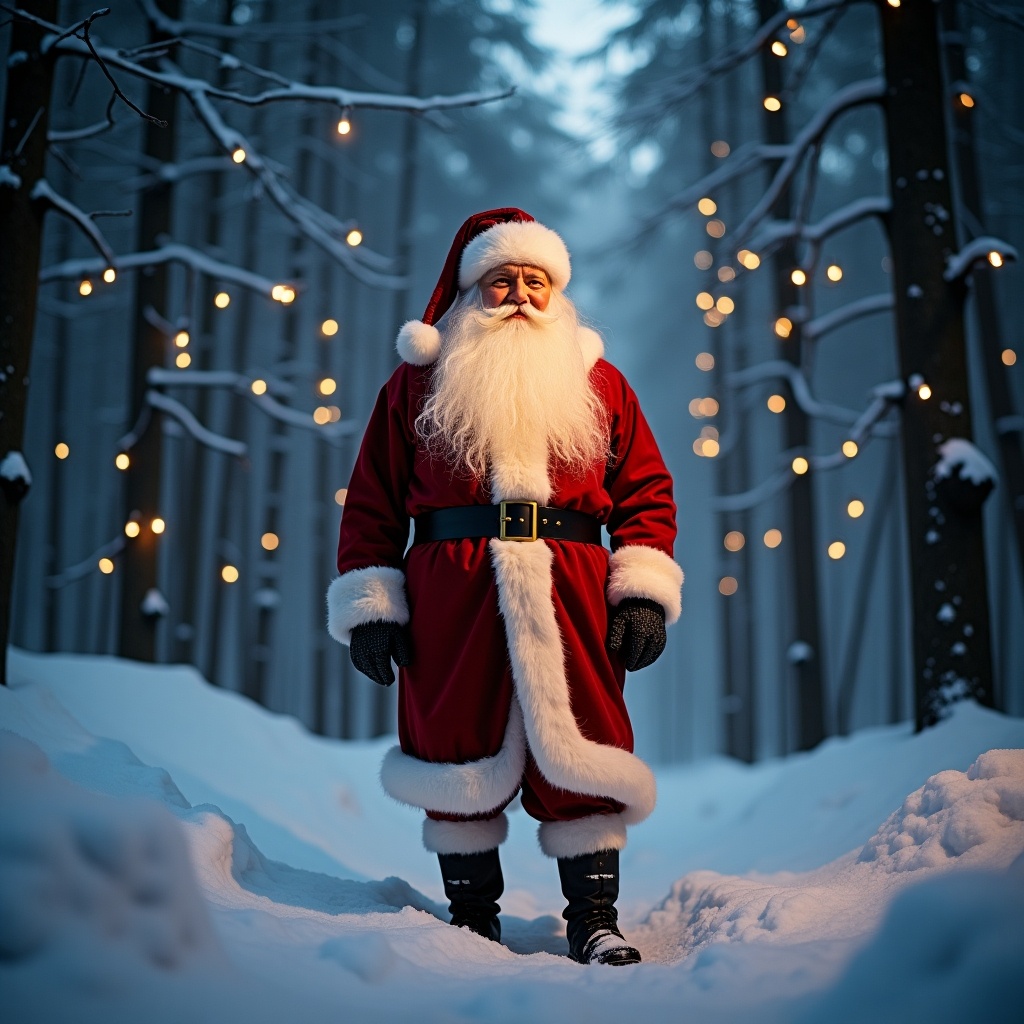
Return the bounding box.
[349,620,411,686]
[607,597,666,672]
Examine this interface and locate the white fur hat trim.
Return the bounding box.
[459,220,571,292]
[396,319,441,366]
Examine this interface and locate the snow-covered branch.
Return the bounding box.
[749,196,891,253]
[731,78,886,249]
[622,0,849,128]
[804,293,895,343]
[31,179,117,267]
[943,236,1019,280]
[712,382,902,512]
[39,243,284,296]
[44,534,125,589]
[146,390,248,457]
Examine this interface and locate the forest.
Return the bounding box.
[3,0,1022,766]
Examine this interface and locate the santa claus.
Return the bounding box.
[327,208,682,966]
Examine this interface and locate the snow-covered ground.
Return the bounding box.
[2,647,1023,1023]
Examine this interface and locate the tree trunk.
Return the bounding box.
[118,0,181,661]
[0,0,58,685]
[879,0,995,728]
[757,0,826,751]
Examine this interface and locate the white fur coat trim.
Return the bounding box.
[326,566,409,646]
[489,538,657,825]
[422,813,509,855]
[607,545,684,626]
[379,700,527,816]
[459,220,571,291]
[396,319,441,366]
[578,326,604,372]
[537,813,628,859]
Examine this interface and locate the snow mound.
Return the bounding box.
[859,748,1024,871]
[0,730,222,969]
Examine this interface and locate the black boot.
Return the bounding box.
[437,849,503,942]
[557,849,641,965]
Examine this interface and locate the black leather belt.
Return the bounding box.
[413,501,602,545]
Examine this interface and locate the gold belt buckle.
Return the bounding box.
[499,500,538,541]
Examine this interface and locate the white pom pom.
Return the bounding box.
[396,320,441,366]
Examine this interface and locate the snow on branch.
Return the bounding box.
[804,293,895,343]
[145,390,248,457]
[45,534,125,589]
[31,179,117,267]
[622,0,848,128]
[712,382,902,512]
[943,236,1019,280]
[731,78,886,249]
[39,242,282,296]
[749,196,891,253]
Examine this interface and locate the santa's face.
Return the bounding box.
[478,263,552,316]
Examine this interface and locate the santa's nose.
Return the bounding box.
[509,278,529,304]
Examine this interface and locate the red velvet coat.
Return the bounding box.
[327,331,682,857]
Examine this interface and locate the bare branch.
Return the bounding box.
[31,179,117,266]
[136,0,367,41]
[45,534,125,589]
[49,93,118,142]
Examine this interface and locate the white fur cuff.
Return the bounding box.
[607,545,684,625]
[396,319,441,366]
[537,813,628,859]
[326,566,409,646]
[422,814,509,855]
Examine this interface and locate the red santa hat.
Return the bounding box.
[396,207,572,366]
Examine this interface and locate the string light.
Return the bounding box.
[737,250,760,270]
[125,521,141,538]
[958,92,975,109]
[251,379,268,395]
[719,576,738,596]
[848,499,865,518]
[988,251,1004,268]
[1002,349,1017,366]
[696,292,714,310]
[271,285,296,304]
[103,267,116,283]
[774,317,793,338]
[335,488,347,506]
[222,565,239,583]
[695,352,715,371]
[698,197,717,216]
[792,456,809,475]
[174,330,190,347]
[828,541,846,560]
[842,440,859,458]
[346,229,363,246]
[313,406,332,425]
[771,41,788,57]
[337,117,352,135]
[261,532,279,551]
[151,517,166,534]
[711,140,730,157]
[764,529,782,548]
[232,147,246,164]
[826,264,843,282]
[716,296,735,315]
[321,318,339,336]
[918,383,932,400]
[319,377,337,396]
[767,394,786,413]
[706,219,726,238]
[703,309,725,327]
[176,352,191,368]
[718,267,736,282]
[764,96,782,112]
[886,1,901,8]
[790,269,807,286]
[788,19,806,42]
[98,557,115,574]
[724,531,745,552]
[327,405,342,422]
[54,443,69,459]
[214,291,230,308]
[115,453,130,470]
[79,280,93,296]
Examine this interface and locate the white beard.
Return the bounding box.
[415,289,609,496]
